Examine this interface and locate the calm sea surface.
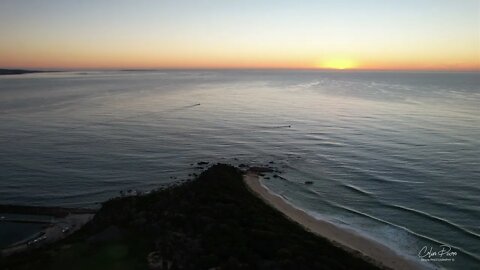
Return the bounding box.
[1,70,479,269]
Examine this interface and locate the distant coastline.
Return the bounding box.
[0,69,57,75]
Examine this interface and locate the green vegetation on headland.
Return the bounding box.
[1,164,379,270]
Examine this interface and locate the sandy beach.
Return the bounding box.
[244,172,428,270]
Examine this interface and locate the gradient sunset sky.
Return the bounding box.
[1,0,479,70]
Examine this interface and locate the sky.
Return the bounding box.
[0,0,479,70]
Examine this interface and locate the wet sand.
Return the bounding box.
[244,172,428,270]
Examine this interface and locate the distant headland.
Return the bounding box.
[0,69,56,75]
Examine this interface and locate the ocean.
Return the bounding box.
[1,70,479,269]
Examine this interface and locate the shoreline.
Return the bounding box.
[243,172,427,270]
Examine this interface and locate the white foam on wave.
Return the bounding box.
[258,178,431,268]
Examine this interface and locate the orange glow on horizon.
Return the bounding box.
[2,55,479,71]
[317,58,359,70]
[1,46,479,71]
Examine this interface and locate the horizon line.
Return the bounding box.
[2,67,479,73]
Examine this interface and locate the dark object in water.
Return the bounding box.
[197,161,209,165]
[304,181,313,185]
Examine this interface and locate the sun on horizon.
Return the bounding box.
[317,58,359,70]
